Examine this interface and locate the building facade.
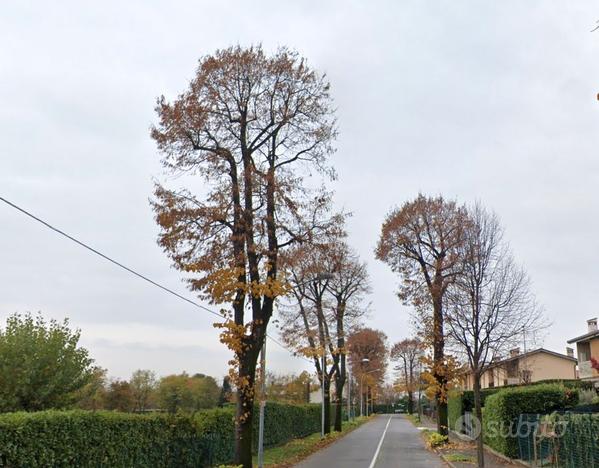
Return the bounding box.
[567,318,599,383]
[460,348,577,390]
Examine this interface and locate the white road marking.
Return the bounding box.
[368,415,392,468]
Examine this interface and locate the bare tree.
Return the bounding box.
[326,244,370,431]
[445,204,543,468]
[280,243,336,434]
[390,338,424,415]
[280,240,369,432]
[150,45,338,467]
[375,194,469,435]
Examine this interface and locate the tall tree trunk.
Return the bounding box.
[234,353,258,468]
[407,391,414,414]
[324,377,331,434]
[473,370,485,468]
[334,317,346,432]
[432,281,448,436]
[334,374,344,431]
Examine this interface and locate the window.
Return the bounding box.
[578,342,591,362]
[506,360,519,378]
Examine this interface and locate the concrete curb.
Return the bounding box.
[448,430,531,467]
[435,449,457,468]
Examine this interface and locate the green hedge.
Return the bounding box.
[0,410,205,467]
[447,390,463,431]
[255,402,320,448]
[0,403,321,467]
[453,379,590,417]
[482,384,576,458]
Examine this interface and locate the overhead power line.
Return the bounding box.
[0,195,309,362]
[0,196,221,318]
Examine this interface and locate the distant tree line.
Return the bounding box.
[75,368,224,414]
[0,312,327,414]
[0,312,231,414]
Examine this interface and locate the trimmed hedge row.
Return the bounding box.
[0,411,204,467]
[447,390,463,431]
[0,403,321,467]
[460,379,592,412]
[482,384,577,458]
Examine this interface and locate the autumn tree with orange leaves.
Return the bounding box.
[347,328,388,415]
[150,45,338,467]
[375,195,469,435]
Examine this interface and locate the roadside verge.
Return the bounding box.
[251,416,372,467]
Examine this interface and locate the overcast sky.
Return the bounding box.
[2,1,598,381]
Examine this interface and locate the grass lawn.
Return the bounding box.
[405,413,421,426]
[444,453,476,463]
[251,417,371,467]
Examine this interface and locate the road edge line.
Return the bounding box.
[367,415,392,468]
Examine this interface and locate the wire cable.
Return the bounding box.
[0,195,311,362]
[0,196,221,318]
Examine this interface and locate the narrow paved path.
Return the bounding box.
[294,414,446,468]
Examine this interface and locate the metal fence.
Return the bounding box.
[518,412,599,467]
[463,411,476,439]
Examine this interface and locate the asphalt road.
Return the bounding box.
[294,414,447,468]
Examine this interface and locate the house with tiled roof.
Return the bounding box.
[460,347,577,390]
[567,318,599,383]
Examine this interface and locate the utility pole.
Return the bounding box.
[360,358,369,417]
[321,351,325,437]
[360,366,381,419]
[347,366,351,421]
[417,359,422,422]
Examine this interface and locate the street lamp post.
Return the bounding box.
[360,358,369,417]
[321,351,325,437]
[257,272,334,465]
[347,365,351,421]
[417,359,423,422]
[360,366,382,418]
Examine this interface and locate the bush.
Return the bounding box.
[0,403,322,467]
[454,379,590,421]
[578,388,598,405]
[0,313,94,412]
[461,387,504,412]
[422,430,448,448]
[482,384,574,458]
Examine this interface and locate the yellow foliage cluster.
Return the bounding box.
[213,316,263,423]
[248,276,292,299]
[205,268,246,303]
[205,267,291,303]
[214,315,249,355]
[420,354,461,402]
